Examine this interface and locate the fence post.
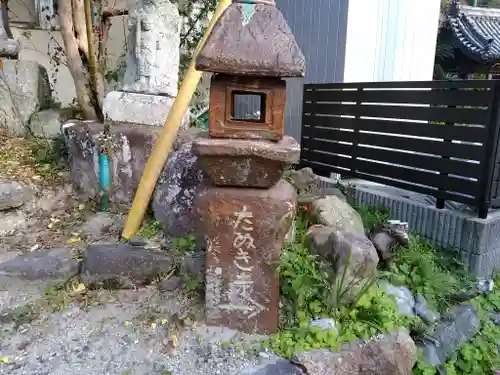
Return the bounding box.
[477,82,500,219]
[300,87,315,171]
[436,87,454,210]
[350,87,363,176]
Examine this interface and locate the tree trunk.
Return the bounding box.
[59,0,106,120]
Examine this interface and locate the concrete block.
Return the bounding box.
[320,179,500,277]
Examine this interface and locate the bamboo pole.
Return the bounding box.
[121,0,232,239]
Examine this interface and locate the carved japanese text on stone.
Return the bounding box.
[122,0,181,96]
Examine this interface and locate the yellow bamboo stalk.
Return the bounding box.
[121,0,231,240]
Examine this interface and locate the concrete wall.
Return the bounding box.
[8,0,128,106]
[343,0,441,82]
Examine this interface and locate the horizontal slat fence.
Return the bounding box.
[300,80,500,218]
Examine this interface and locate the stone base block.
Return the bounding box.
[29,108,74,138]
[62,120,160,206]
[103,91,187,128]
[0,60,50,135]
[196,179,297,335]
[193,132,300,188]
[337,179,500,277]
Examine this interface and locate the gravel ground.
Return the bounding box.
[0,287,268,375]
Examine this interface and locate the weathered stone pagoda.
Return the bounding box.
[194,0,306,335]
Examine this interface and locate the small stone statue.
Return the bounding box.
[0,0,20,58]
[122,0,181,97]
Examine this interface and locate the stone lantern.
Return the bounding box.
[194,0,306,335]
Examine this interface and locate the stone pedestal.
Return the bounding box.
[102,91,188,128]
[193,134,300,188]
[196,179,296,334]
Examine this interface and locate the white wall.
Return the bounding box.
[343,0,441,82]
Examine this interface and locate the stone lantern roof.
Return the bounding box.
[196,0,306,77]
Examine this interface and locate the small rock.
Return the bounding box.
[488,312,500,326]
[0,211,27,236]
[182,252,205,277]
[128,237,148,247]
[238,359,305,375]
[371,231,397,266]
[309,318,338,333]
[0,247,79,281]
[293,330,416,375]
[287,167,317,191]
[419,304,480,366]
[79,243,174,289]
[158,276,182,292]
[476,278,494,294]
[0,180,32,211]
[382,283,416,317]
[311,196,365,236]
[80,212,116,239]
[383,220,410,247]
[414,293,440,324]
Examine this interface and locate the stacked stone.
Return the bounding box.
[193,0,306,335]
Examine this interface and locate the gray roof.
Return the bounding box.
[449,0,500,63]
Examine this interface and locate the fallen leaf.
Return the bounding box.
[151,323,157,330]
[0,356,9,364]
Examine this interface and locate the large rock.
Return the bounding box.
[293,330,417,375]
[193,133,300,188]
[80,243,174,289]
[29,108,73,138]
[0,211,27,236]
[311,196,365,236]
[0,60,51,135]
[238,359,304,375]
[153,129,206,239]
[286,167,317,192]
[197,179,297,334]
[0,248,79,281]
[63,120,161,205]
[420,304,481,366]
[306,225,379,279]
[0,180,31,211]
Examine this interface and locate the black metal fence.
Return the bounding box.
[300,80,500,218]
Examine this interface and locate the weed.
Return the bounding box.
[137,220,162,238]
[184,277,204,297]
[270,210,410,359]
[353,204,389,234]
[173,235,197,253]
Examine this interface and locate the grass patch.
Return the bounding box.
[353,204,389,233]
[268,211,412,358]
[137,220,162,238]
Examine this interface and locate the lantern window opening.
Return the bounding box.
[230,91,267,123]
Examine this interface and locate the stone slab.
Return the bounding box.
[193,133,300,188]
[334,179,500,277]
[0,60,51,135]
[196,179,296,334]
[103,91,187,128]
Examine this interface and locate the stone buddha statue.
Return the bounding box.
[122,0,180,97]
[0,0,20,58]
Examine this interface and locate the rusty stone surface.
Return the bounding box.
[209,75,286,141]
[196,2,306,77]
[196,179,297,334]
[193,133,300,188]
